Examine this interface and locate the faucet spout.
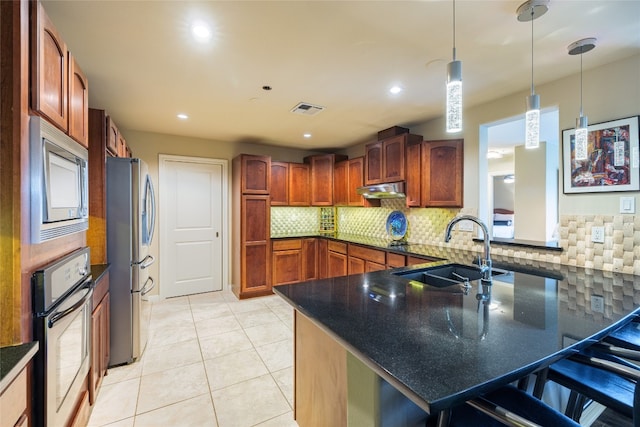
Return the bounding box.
[444,215,493,284]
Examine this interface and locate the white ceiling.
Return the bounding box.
[42,0,640,151]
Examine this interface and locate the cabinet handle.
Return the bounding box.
[15,413,28,427]
[216,232,219,237]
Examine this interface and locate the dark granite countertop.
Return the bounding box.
[274,260,640,414]
[0,342,39,393]
[91,263,110,282]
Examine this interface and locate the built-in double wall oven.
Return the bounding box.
[32,247,93,427]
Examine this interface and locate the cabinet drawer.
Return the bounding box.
[328,241,347,254]
[273,239,302,251]
[349,245,386,264]
[387,253,406,268]
[407,256,439,266]
[0,369,27,427]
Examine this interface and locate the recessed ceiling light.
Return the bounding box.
[389,85,403,94]
[303,133,312,138]
[177,113,189,120]
[191,22,212,42]
[487,150,503,159]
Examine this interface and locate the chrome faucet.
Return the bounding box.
[444,215,492,284]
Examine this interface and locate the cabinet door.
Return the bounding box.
[317,239,328,279]
[387,253,407,268]
[348,257,365,275]
[333,160,349,206]
[241,195,271,292]
[90,294,108,405]
[364,141,383,185]
[405,140,422,207]
[31,1,68,131]
[270,162,289,205]
[422,139,464,207]
[272,249,302,285]
[68,53,89,147]
[117,133,127,157]
[302,238,317,281]
[383,135,405,182]
[308,155,334,206]
[289,163,311,206]
[106,116,118,156]
[327,251,348,278]
[241,155,271,194]
[347,157,365,206]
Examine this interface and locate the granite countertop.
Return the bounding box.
[0,342,39,393]
[274,258,640,414]
[91,263,110,282]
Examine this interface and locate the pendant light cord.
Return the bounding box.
[452,0,457,61]
[530,7,534,96]
[579,53,584,117]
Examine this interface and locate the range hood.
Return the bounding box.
[356,182,405,199]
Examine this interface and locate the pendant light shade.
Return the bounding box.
[517,0,548,149]
[568,38,596,161]
[446,0,462,133]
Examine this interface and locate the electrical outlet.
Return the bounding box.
[591,226,605,243]
[458,221,474,232]
[591,295,604,313]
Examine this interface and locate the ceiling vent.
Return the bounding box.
[291,102,325,116]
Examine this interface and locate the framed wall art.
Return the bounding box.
[562,115,639,194]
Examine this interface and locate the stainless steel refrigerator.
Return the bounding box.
[107,157,156,366]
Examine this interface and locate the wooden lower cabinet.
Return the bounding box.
[302,239,317,281]
[348,244,386,274]
[407,255,440,266]
[327,241,348,278]
[90,270,110,405]
[272,239,303,286]
[317,239,328,279]
[387,253,407,268]
[0,368,28,427]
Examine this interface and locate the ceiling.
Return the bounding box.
[42,1,640,151]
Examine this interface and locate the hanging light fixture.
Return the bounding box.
[446,0,462,133]
[568,37,596,161]
[517,0,548,149]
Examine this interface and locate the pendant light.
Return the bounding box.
[517,0,548,149]
[446,0,462,133]
[568,38,596,161]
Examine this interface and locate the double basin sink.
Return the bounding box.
[392,263,506,289]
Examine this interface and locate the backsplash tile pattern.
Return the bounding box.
[271,207,319,235]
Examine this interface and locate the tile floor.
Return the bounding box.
[87,289,299,427]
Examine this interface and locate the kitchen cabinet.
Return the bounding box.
[317,238,329,279]
[270,162,288,206]
[334,157,365,206]
[421,139,464,207]
[387,252,407,268]
[302,238,317,281]
[232,154,272,299]
[348,244,386,274]
[407,255,440,266]
[272,239,302,286]
[31,1,67,131]
[90,270,110,406]
[327,240,348,278]
[106,116,119,156]
[117,133,127,157]
[404,139,422,207]
[289,163,310,206]
[304,154,347,206]
[364,133,422,185]
[0,367,28,427]
[240,154,270,194]
[68,53,89,147]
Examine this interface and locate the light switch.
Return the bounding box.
[620,196,636,214]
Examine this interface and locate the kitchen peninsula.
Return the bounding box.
[274,248,640,426]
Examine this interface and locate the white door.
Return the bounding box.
[160,155,227,298]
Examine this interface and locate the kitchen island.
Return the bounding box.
[274,256,640,426]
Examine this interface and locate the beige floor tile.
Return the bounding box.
[204,348,269,390]
[195,313,243,339]
[98,417,135,427]
[136,362,209,414]
[211,374,291,427]
[102,360,143,386]
[243,320,292,347]
[236,308,281,329]
[255,339,293,372]
[147,323,198,348]
[199,330,253,360]
[142,338,202,376]
[189,290,228,304]
[149,308,194,330]
[134,393,217,427]
[254,412,298,427]
[191,301,233,322]
[87,378,139,426]
[272,367,294,408]
[271,307,294,330]
[226,298,268,315]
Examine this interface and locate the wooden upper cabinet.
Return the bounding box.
[270,162,289,206]
[31,1,68,131]
[117,133,127,157]
[106,116,118,156]
[422,139,464,207]
[404,140,422,207]
[68,53,89,147]
[289,163,310,206]
[364,141,383,185]
[241,155,271,194]
[333,160,349,206]
[382,135,405,182]
[347,157,364,206]
[305,154,346,206]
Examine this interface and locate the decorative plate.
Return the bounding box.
[386,210,408,240]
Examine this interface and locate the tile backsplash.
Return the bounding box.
[271,203,640,275]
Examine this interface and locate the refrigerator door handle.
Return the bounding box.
[136,254,155,269]
[139,276,155,296]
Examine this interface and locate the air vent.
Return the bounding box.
[291,102,325,116]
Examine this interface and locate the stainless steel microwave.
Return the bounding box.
[30,116,88,243]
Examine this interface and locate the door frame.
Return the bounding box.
[158,154,229,298]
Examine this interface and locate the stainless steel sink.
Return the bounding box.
[393,263,506,288]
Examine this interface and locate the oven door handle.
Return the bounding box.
[48,283,93,328]
[139,276,155,296]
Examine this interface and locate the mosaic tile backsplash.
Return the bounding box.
[271,203,640,275]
